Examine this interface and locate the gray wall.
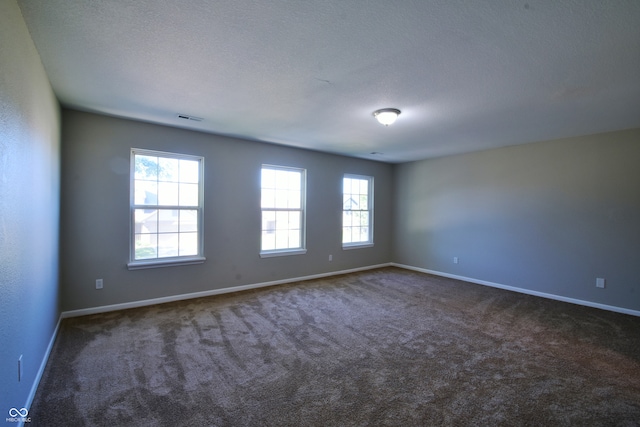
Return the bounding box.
[393,129,640,311]
[0,0,61,409]
[60,110,393,311]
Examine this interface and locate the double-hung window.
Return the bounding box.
[260,165,306,257]
[342,174,373,248]
[129,149,205,269]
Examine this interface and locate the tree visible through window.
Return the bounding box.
[130,149,204,267]
[343,174,373,246]
[261,165,306,255]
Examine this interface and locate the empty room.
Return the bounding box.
[1,0,639,425]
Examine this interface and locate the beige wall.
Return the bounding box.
[59,109,640,314]
[0,0,61,409]
[59,110,393,311]
[393,129,640,311]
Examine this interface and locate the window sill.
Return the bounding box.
[260,249,307,258]
[342,243,374,250]
[127,256,206,270]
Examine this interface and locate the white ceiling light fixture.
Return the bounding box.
[373,108,401,126]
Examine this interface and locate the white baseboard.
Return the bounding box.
[23,315,61,422]
[392,263,640,317]
[61,263,393,318]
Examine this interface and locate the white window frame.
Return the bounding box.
[342,174,374,249]
[260,165,307,258]
[128,148,205,270]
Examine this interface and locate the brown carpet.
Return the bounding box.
[30,267,640,426]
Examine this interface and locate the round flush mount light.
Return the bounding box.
[373,108,401,126]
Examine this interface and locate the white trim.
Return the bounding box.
[61,263,392,318]
[127,256,206,270]
[260,249,307,258]
[342,243,374,250]
[342,173,374,246]
[130,148,205,265]
[23,315,62,421]
[392,263,640,318]
[260,164,307,255]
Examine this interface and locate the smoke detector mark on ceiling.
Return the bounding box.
[177,114,203,122]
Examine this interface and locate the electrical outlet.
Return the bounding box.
[96,279,103,289]
[18,355,23,382]
[453,257,459,264]
[329,254,333,262]
[596,278,605,289]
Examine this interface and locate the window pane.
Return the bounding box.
[179,159,200,183]
[275,230,289,248]
[159,157,179,182]
[135,233,157,259]
[262,168,275,189]
[357,211,369,227]
[343,178,352,194]
[135,155,158,180]
[343,211,352,226]
[158,233,179,257]
[342,227,350,244]
[345,195,359,210]
[158,182,179,205]
[262,231,276,250]
[180,210,198,232]
[276,211,288,230]
[158,209,179,233]
[262,211,276,233]
[179,183,199,206]
[261,189,275,208]
[289,211,301,229]
[288,229,300,248]
[135,209,157,233]
[134,180,158,205]
[275,191,288,208]
[359,179,368,194]
[287,171,301,190]
[287,190,301,209]
[275,170,289,190]
[179,232,198,256]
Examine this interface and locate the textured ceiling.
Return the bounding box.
[17,0,640,163]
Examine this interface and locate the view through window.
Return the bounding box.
[130,149,203,266]
[261,165,306,255]
[343,174,373,246]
